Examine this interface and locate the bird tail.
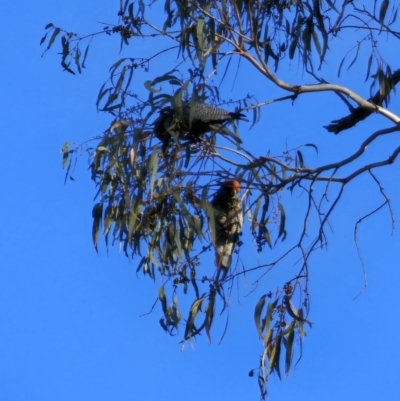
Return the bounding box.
[209,124,243,144]
[229,111,249,122]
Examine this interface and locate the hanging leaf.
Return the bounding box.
[39,32,49,46]
[347,43,360,71]
[46,27,60,50]
[74,48,82,74]
[144,80,162,93]
[297,150,304,167]
[305,143,318,155]
[82,44,90,68]
[130,148,135,167]
[284,322,295,376]
[195,18,205,63]
[284,296,312,327]
[379,0,389,27]
[365,54,373,82]
[337,54,346,77]
[61,142,71,169]
[184,297,205,340]
[205,291,215,343]
[254,295,267,338]
[277,203,286,242]
[92,203,103,252]
[269,336,282,380]
[311,30,322,58]
[158,286,168,314]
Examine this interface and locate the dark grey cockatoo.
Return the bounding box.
[153,102,247,145]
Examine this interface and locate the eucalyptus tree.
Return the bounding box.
[41,0,400,397]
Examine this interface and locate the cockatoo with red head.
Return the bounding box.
[210,179,243,269]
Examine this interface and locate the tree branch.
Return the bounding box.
[324,69,400,134]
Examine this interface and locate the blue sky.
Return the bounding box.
[1,1,400,400]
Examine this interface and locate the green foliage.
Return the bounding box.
[44,0,400,398]
[252,285,310,396]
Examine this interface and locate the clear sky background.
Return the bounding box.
[1,1,400,400]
